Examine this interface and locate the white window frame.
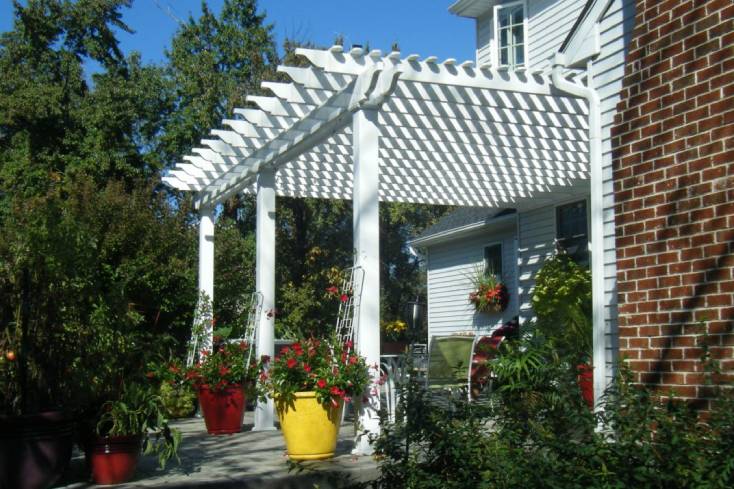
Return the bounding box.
[492,0,528,69]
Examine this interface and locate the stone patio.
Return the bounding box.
[56,412,378,488]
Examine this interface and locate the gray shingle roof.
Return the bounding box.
[414,207,515,242]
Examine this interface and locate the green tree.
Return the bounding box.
[162,0,277,168]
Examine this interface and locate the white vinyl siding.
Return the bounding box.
[426,231,518,338]
[527,0,587,71]
[517,205,557,323]
[595,0,636,383]
[474,0,586,70]
[476,11,493,66]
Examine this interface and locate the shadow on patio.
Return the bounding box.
[55,412,378,488]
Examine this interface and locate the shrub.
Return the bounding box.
[367,343,734,489]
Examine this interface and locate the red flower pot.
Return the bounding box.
[577,363,594,409]
[87,435,142,485]
[197,384,246,435]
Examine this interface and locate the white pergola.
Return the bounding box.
[164,46,591,453]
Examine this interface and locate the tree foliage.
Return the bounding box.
[0,0,450,417]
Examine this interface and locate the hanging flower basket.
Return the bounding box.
[469,282,509,313]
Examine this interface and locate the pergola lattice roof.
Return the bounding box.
[164,46,590,210]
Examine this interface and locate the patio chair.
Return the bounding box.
[426,335,478,406]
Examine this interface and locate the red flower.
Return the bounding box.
[344,340,353,349]
[286,358,298,369]
[303,364,312,373]
[281,346,291,354]
[340,293,349,303]
[219,366,230,376]
[326,285,339,295]
[317,378,327,389]
[349,355,358,365]
[239,341,248,351]
[145,371,155,379]
[168,365,180,374]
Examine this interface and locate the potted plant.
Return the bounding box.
[146,358,196,419]
[0,275,75,489]
[259,337,370,460]
[380,319,409,354]
[86,382,181,485]
[531,254,593,407]
[185,329,259,435]
[468,266,509,314]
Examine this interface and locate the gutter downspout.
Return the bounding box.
[552,53,606,409]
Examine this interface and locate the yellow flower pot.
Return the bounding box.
[276,391,343,460]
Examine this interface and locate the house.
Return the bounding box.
[410,0,635,398]
[418,0,732,409]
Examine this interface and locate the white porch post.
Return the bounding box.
[198,207,215,354]
[352,108,381,454]
[254,168,277,431]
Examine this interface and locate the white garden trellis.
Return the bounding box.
[164,45,592,453]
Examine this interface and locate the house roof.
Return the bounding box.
[410,207,516,247]
[163,46,590,211]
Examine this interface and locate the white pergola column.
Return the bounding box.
[352,108,381,454]
[198,207,215,354]
[254,168,277,431]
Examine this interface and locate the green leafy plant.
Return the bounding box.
[96,382,182,469]
[531,254,592,362]
[367,331,734,489]
[259,336,371,408]
[146,358,196,418]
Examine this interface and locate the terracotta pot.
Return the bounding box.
[577,363,594,409]
[87,434,142,485]
[0,411,74,489]
[276,392,343,461]
[197,384,246,435]
[381,341,409,355]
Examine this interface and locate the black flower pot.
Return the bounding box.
[0,411,74,489]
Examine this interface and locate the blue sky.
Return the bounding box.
[0,1,475,65]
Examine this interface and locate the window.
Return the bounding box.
[495,2,526,69]
[556,200,589,265]
[484,243,503,277]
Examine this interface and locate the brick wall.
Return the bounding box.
[612,0,733,407]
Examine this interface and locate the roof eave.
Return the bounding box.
[409,212,517,248]
[448,0,493,18]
